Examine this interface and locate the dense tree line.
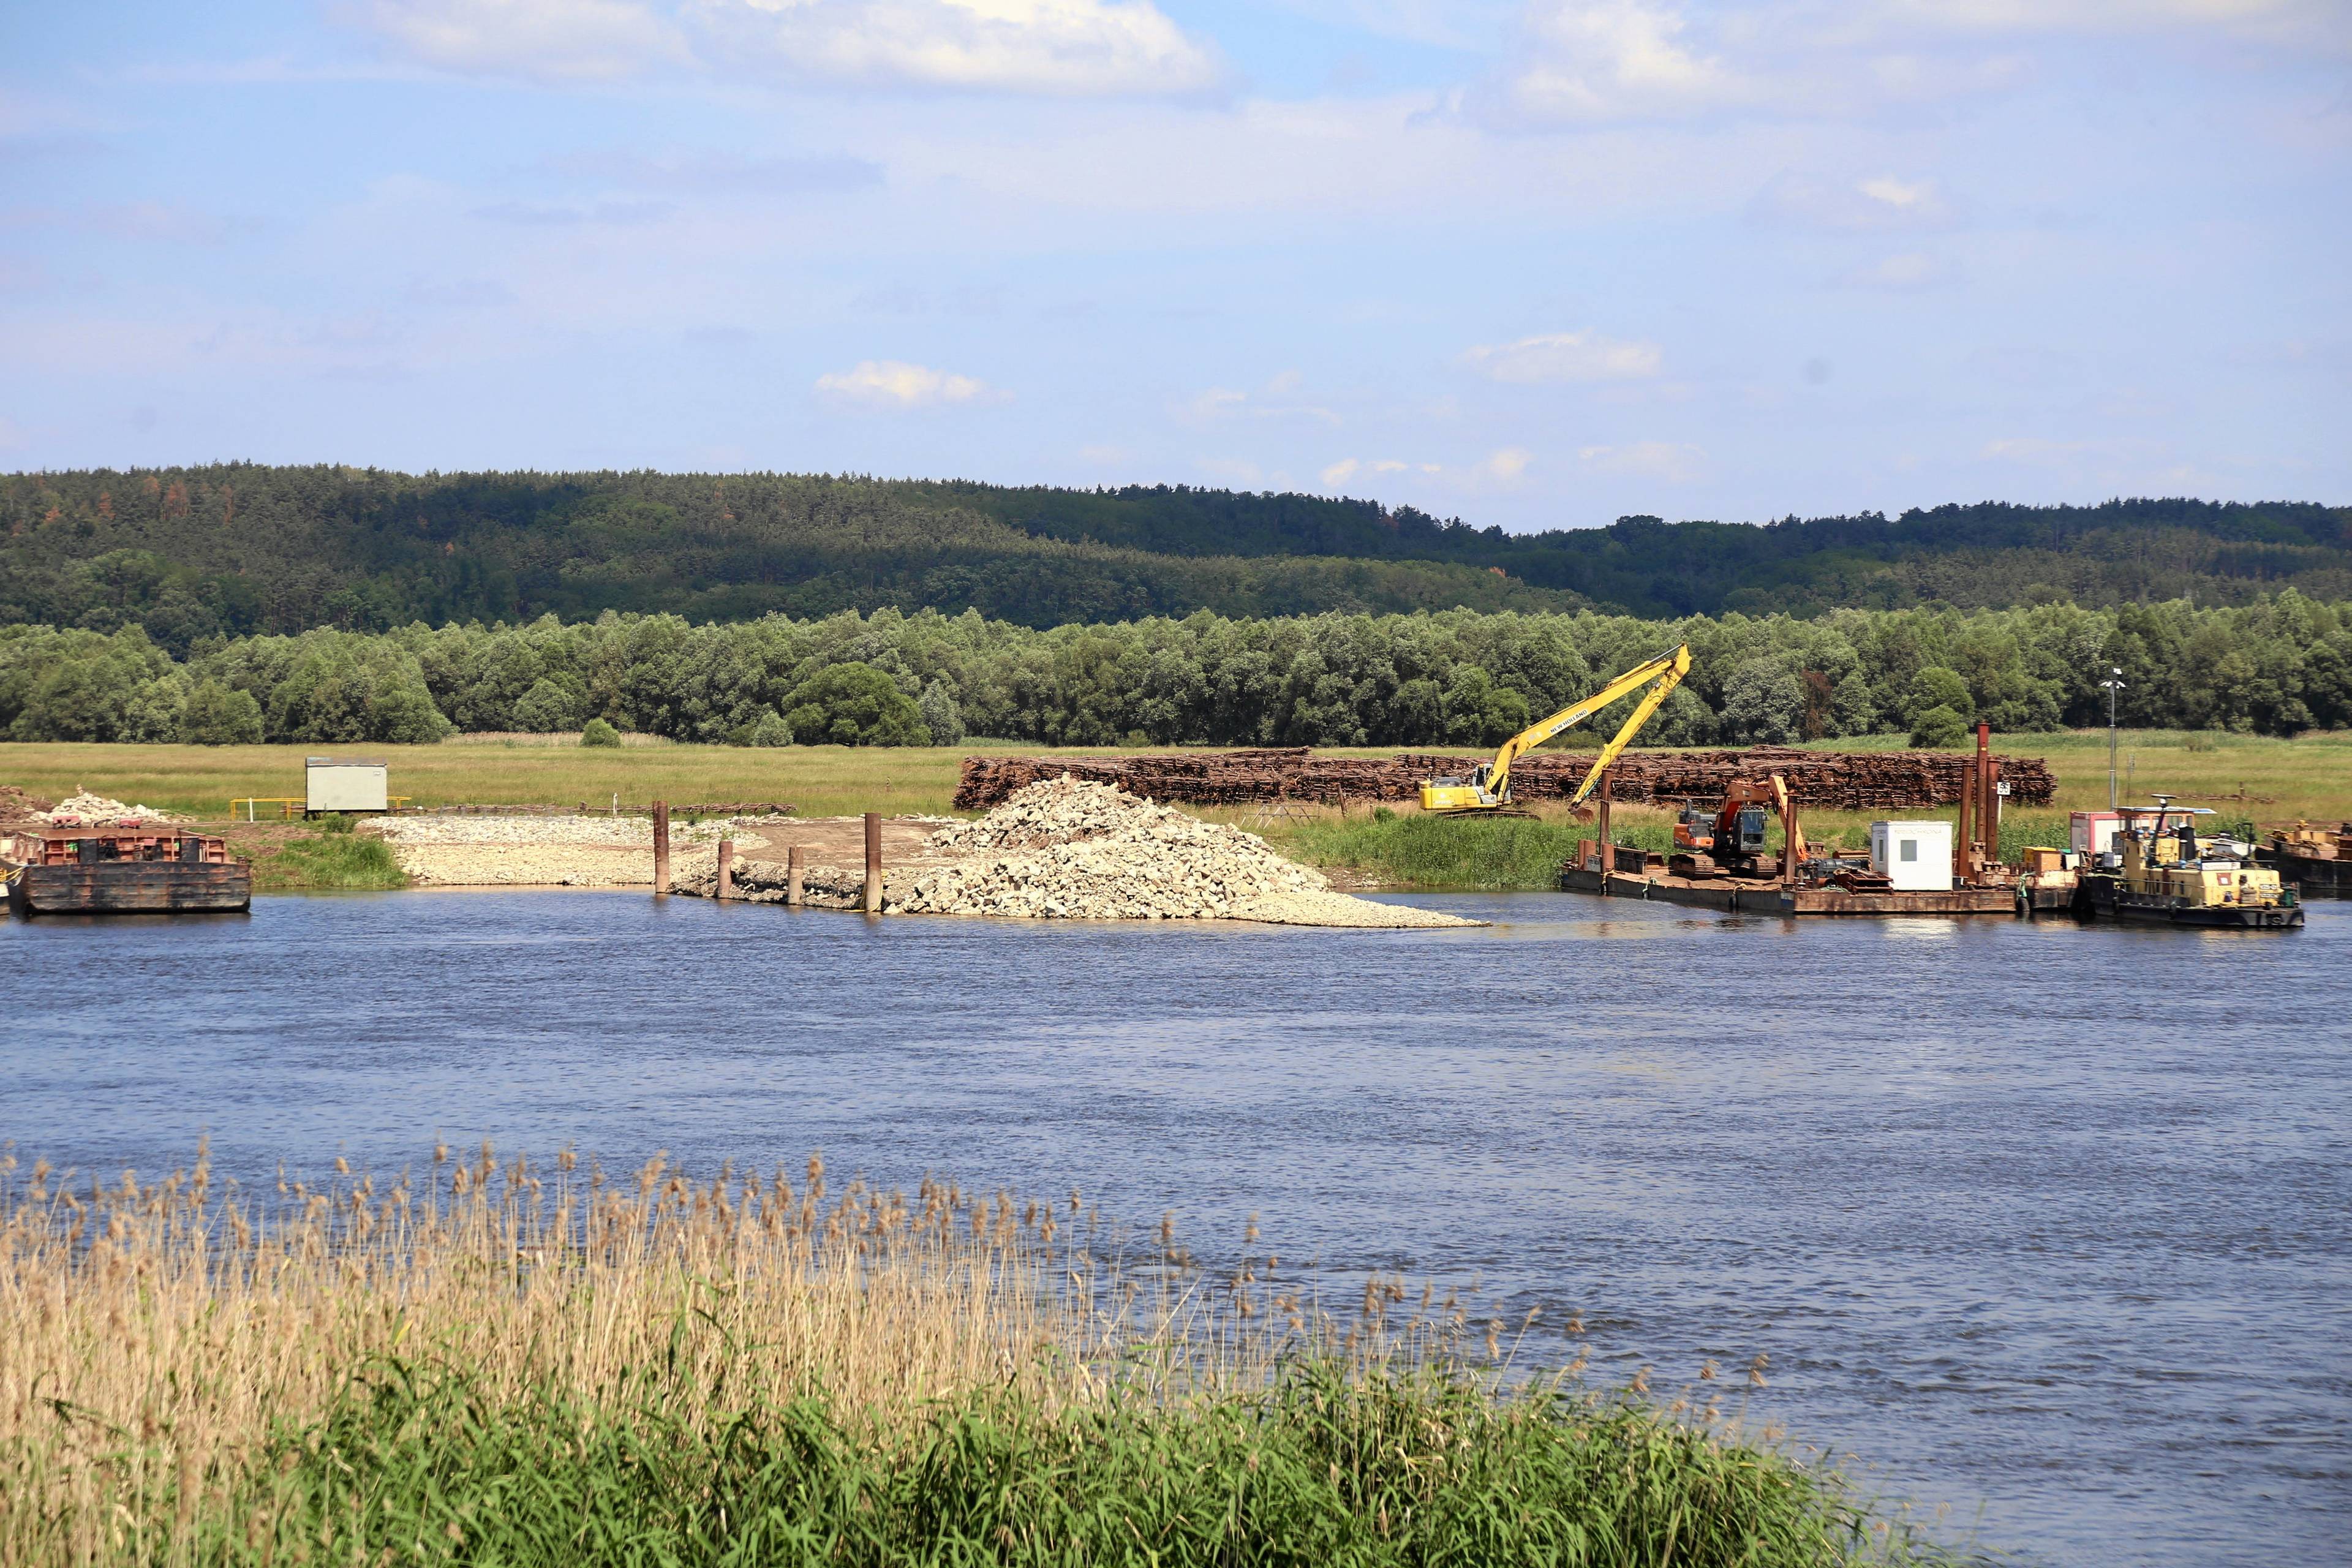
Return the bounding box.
[4,467,2346,646]
[2,595,2345,750]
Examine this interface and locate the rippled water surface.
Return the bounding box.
[4,891,2346,1565]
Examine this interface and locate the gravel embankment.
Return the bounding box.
[374,814,752,888]
[887,778,1477,927]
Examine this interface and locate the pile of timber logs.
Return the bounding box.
[954,746,2056,812]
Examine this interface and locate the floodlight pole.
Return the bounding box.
[2101,667,2124,810]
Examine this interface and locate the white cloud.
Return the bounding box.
[338,0,1221,92]
[1980,436,2100,464]
[1480,0,2343,130]
[1890,0,2351,47]
[1461,330,1662,383]
[1858,174,1931,208]
[1174,378,1340,426]
[1577,439,1703,481]
[1495,0,1743,123]
[1180,386,1249,423]
[1838,251,1948,288]
[1747,172,1956,230]
[1317,448,1526,492]
[340,0,690,80]
[688,0,1224,96]
[815,358,1006,409]
[1477,446,1532,483]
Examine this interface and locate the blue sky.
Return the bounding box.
[2,0,2346,530]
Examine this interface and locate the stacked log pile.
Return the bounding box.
[955,747,2056,812]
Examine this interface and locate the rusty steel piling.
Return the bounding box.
[716,839,733,900]
[863,811,882,914]
[652,801,671,895]
[1595,769,1613,869]
[786,845,805,907]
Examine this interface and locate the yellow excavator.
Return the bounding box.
[1419,644,1692,815]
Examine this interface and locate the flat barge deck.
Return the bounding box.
[2258,845,2348,900]
[4,824,251,916]
[1559,865,2019,916]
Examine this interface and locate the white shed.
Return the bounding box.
[306,757,389,815]
[1870,820,1953,892]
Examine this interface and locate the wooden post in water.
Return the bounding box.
[652,801,671,895]
[862,812,882,914]
[716,839,734,900]
[786,845,804,908]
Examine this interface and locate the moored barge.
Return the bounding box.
[3,821,251,916]
[2256,821,2350,900]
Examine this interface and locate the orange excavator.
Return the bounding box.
[1668,774,1806,880]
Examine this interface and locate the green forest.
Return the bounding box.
[4,595,2345,748]
[3,466,2347,643]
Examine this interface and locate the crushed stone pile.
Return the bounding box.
[892,777,1476,927]
[42,790,183,824]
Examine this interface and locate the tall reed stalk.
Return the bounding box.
[1,1145,1950,1566]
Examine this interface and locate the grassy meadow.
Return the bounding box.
[2,728,2343,892]
[0,1147,1956,1567]
[0,736,1088,823]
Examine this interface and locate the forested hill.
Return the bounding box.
[3,465,2346,651]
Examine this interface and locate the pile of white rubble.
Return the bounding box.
[42,791,181,824]
[891,777,1475,928]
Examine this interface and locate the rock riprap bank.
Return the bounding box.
[839,778,1473,928]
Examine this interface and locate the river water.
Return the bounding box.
[2,891,2345,1565]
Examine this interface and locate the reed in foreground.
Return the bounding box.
[0,1146,1956,1566]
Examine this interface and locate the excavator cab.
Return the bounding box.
[1726,806,1770,860]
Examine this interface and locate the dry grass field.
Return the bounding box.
[4,728,2344,826]
[0,737,1067,822]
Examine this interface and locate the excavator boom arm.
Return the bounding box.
[1485,644,1692,804]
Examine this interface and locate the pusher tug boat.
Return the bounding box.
[2073,797,2301,930]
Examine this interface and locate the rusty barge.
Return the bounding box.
[1559,721,2049,919]
[3,822,251,916]
[2257,822,2350,900]
[1559,861,2021,915]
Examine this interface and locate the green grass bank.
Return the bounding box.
[123,1360,1936,1568]
[1270,807,2093,891]
[243,816,409,891]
